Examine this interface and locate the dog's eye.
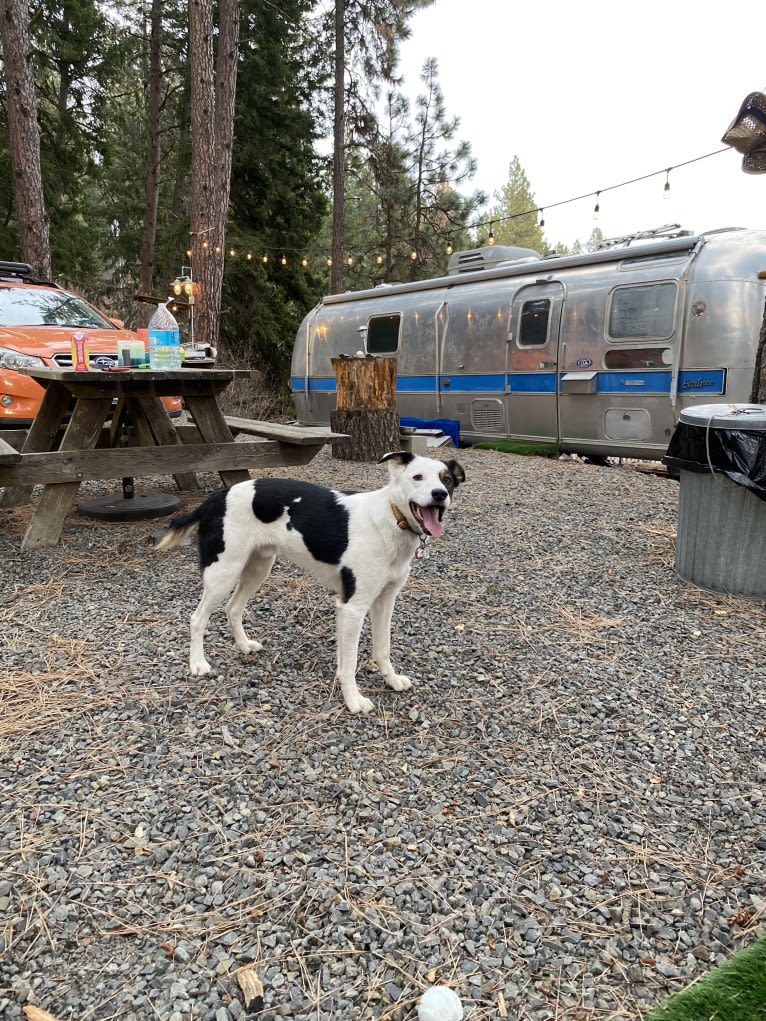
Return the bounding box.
[412,473,423,481]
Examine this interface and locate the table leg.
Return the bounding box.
[128,396,200,491]
[0,381,71,509]
[183,395,251,487]
[22,396,114,549]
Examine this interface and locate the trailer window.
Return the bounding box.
[604,347,672,369]
[518,298,550,347]
[608,283,676,339]
[366,314,401,353]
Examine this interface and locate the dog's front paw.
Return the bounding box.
[385,672,412,692]
[345,693,375,714]
[190,657,212,677]
[236,639,263,656]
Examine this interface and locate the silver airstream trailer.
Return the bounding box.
[290,227,766,459]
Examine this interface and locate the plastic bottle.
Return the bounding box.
[147,299,181,370]
[70,331,90,371]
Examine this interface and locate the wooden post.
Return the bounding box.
[329,356,399,461]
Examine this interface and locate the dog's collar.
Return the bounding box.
[390,501,422,536]
[391,502,430,559]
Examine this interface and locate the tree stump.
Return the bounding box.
[330,356,399,461]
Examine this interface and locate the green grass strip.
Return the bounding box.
[473,440,561,457]
[646,934,766,1021]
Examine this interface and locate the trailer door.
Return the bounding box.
[507,282,564,443]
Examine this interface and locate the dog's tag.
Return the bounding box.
[415,537,429,560]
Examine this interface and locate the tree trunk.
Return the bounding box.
[139,0,163,298]
[188,0,239,352]
[189,0,218,351]
[0,0,51,278]
[750,296,766,403]
[329,356,399,461]
[209,0,240,341]
[331,0,344,294]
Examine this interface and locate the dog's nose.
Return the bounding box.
[431,487,448,503]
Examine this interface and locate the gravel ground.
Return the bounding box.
[2,445,765,1021]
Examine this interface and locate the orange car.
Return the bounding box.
[0,261,182,426]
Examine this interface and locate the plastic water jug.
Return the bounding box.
[147,300,181,370]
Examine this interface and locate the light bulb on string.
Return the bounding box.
[301,257,308,267]
[280,255,287,266]
[262,254,268,263]
[410,248,418,261]
[346,256,353,266]
[663,169,671,200]
[538,209,545,234]
[593,192,601,220]
[445,240,453,256]
[246,252,253,261]
[229,247,236,257]
[376,254,384,265]
[487,224,495,245]
[326,257,332,267]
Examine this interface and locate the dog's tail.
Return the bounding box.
[155,514,199,551]
[155,488,228,552]
[155,509,202,551]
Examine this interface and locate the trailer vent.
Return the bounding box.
[471,398,505,433]
[448,246,541,275]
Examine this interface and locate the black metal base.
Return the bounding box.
[79,492,180,522]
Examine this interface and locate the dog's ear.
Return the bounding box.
[378,450,415,470]
[443,459,466,489]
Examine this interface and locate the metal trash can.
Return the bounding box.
[663,403,766,597]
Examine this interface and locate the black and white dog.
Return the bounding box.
[157,451,465,713]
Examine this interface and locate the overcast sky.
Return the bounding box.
[396,0,766,249]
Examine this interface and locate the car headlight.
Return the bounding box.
[0,347,47,370]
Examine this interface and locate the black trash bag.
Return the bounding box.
[663,422,766,502]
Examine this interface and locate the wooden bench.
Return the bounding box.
[222,416,348,446]
[0,434,21,464]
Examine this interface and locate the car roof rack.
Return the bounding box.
[0,260,49,284]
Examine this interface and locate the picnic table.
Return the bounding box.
[0,366,345,549]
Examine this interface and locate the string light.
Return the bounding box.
[183,147,731,271]
[280,254,287,265]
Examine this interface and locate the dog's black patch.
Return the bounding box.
[195,489,227,569]
[252,479,349,564]
[340,566,356,603]
[440,460,466,496]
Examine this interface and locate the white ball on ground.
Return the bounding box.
[417,985,464,1021]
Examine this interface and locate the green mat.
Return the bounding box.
[646,934,766,1021]
[473,440,561,457]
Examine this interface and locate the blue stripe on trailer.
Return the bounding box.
[596,370,673,394]
[507,372,558,394]
[677,369,726,395]
[290,367,727,396]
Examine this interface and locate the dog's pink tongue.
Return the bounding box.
[421,507,444,538]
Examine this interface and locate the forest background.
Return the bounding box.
[0,0,602,392]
